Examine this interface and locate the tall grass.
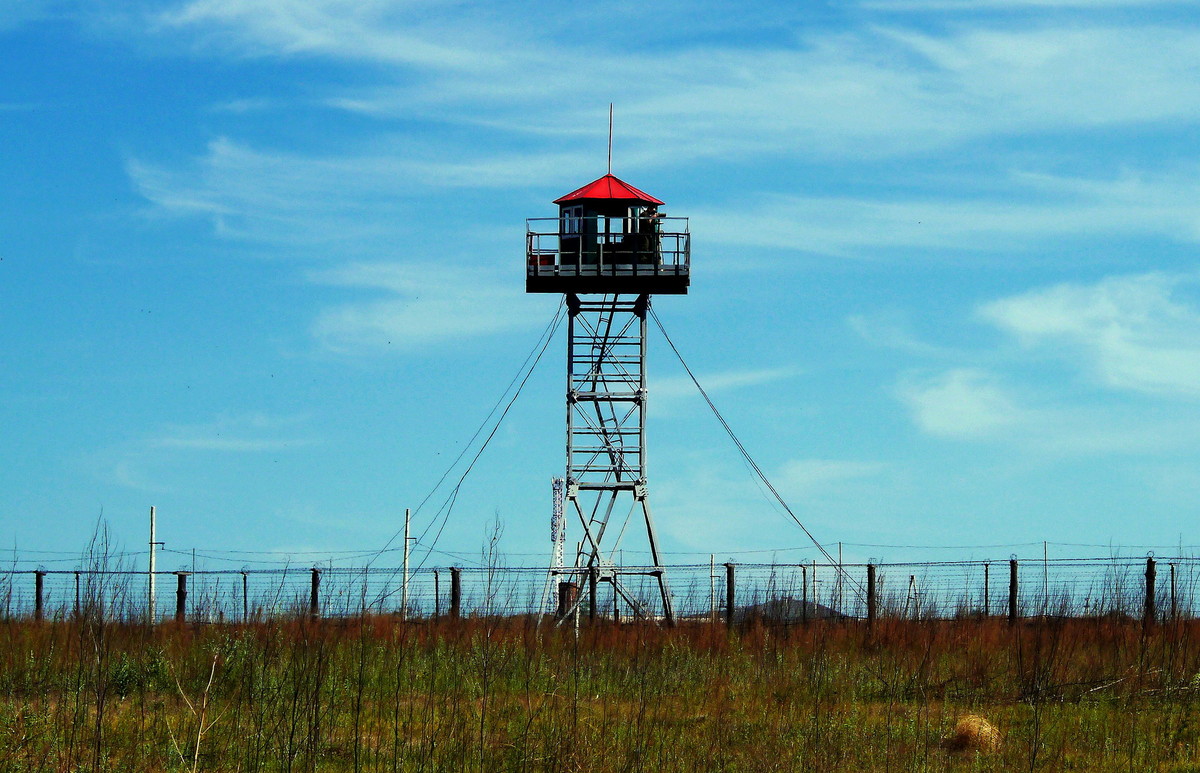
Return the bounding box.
[3,612,1200,771]
[6,542,1200,771]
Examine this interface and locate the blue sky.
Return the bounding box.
[5,0,1200,572]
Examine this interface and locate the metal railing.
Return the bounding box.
[526,216,690,279]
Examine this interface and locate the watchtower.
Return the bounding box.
[527,173,690,623]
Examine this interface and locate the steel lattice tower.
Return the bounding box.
[527,173,689,624]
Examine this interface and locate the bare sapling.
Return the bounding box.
[167,653,222,773]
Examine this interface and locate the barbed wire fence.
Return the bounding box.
[1,554,1193,625]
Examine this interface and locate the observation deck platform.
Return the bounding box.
[526,216,690,295]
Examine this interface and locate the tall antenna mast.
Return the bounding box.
[607,103,613,174]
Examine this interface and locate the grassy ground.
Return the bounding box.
[2,614,1200,772]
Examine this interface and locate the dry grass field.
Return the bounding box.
[3,611,1200,772]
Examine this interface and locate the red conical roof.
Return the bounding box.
[554,173,664,206]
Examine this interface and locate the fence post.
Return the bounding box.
[983,563,990,618]
[241,572,249,622]
[1144,557,1156,627]
[434,569,441,621]
[866,563,876,631]
[449,566,462,619]
[1008,559,1018,626]
[34,571,45,622]
[310,568,321,620]
[175,572,188,622]
[73,571,80,619]
[801,564,809,625]
[724,562,736,631]
[1171,563,1177,622]
[588,565,598,622]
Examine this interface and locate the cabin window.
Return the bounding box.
[561,206,583,236]
[626,206,642,234]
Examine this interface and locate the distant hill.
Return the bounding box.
[737,595,850,623]
[685,595,851,623]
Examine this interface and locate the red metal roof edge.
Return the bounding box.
[553,173,665,206]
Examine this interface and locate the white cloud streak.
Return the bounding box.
[980,272,1200,398]
[895,273,1200,454]
[149,413,314,452]
[99,413,313,493]
[127,10,1200,262]
[864,0,1194,9]
[147,2,1200,164]
[776,458,888,495]
[898,368,1025,439]
[653,367,799,401]
[697,168,1200,256]
[158,0,501,70]
[308,262,539,352]
[0,1,59,31]
[127,137,592,254]
[127,138,414,248]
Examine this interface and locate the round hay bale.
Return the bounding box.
[941,714,1001,754]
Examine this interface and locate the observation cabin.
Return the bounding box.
[526,173,690,295]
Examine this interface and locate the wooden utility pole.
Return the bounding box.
[710,554,717,624]
[148,506,157,624]
[402,508,411,621]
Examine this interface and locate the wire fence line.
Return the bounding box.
[0,555,1193,624]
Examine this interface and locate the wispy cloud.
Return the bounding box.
[776,458,888,495]
[898,368,1200,454]
[342,23,1200,165]
[893,272,1200,455]
[149,3,1200,165]
[96,413,313,493]
[898,368,1026,439]
[149,413,314,452]
[125,11,1200,272]
[653,367,799,401]
[127,137,593,253]
[157,0,507,70]
[654,454,894,552]
[308,262,542,352]
[653,462,794,551]
[110,456,174,494]
[127,138,424,250]
[205,97,279,113]
[864,0,1194,9]
[979,272,1200,398]
[0,1,58,31]
[849,312,961,358]
[696,168,1200,257]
